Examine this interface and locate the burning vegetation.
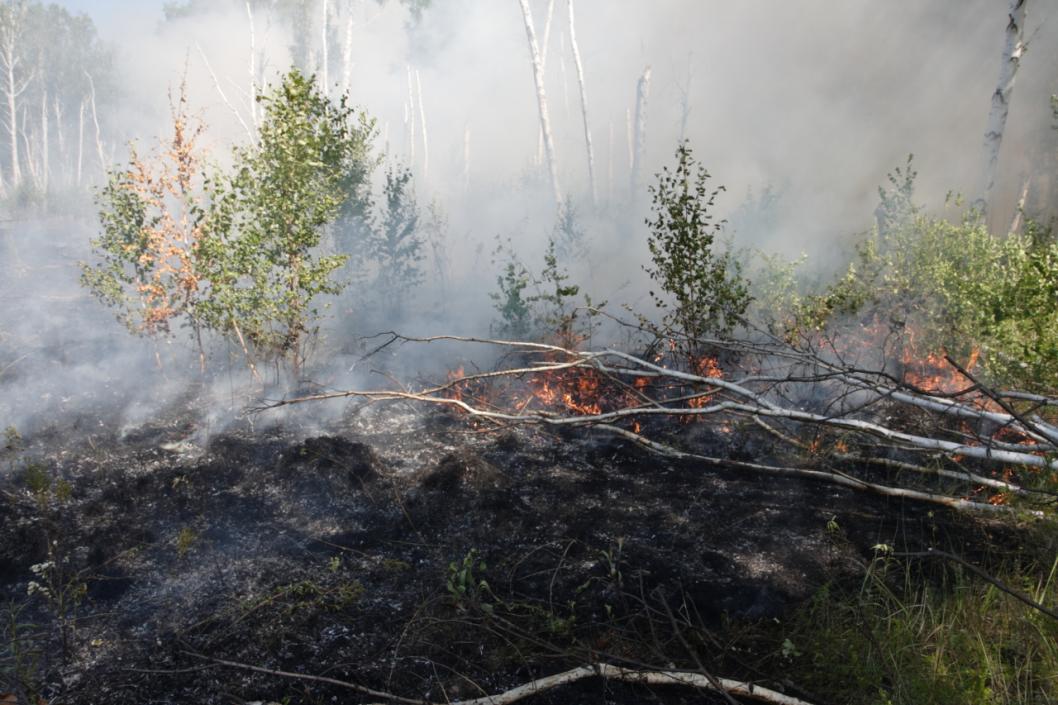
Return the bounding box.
[4,1,1058,705]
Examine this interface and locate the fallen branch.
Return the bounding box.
[260,334,1056,513]
[189,651,815,705]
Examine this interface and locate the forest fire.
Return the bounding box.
[902,348,979,395]
[443,353,728,423]
[4,1,1058,703]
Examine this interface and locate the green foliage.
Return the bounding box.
[489,238,534,340]
[1,602,46,704]
[803,211,1058,389]
[874,154,917,236]
[82,165,154,331]
[84,68,377,379]
[536,239,581,337]
[370,166,424,319]
[447,549,491,612]
[767,556,1058,705]
[746,250,808,334]
[773,159,1058,390]
[553,196,587,262]
[489,228,602,345]
[644,142,750,346]
[196,68,376,376]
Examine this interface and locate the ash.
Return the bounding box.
[0,393,1001,704]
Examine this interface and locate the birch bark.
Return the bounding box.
[979,0,1027,212]
[629,65,651,198]
[321,0,329,93]
[245,0,258,129]
[415,69,428,181]
[567,0,595,205]
[0,1,28,189]
[517,0,561,207]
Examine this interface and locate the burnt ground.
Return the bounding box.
[0,394,1021,705]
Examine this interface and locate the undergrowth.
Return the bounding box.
[739,551,1058,705]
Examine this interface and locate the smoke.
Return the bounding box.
[2,0,1055,444]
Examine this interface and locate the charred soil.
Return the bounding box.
[0,397,1025,704]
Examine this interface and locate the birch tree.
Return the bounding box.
[629,65,651,198]
[978,0,1027,213]
[0,0,29,192]
[517,0,561,208]
[567,0,595,206]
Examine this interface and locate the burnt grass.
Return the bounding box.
[0,397,1023,704]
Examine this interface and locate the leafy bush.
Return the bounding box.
[198,69,376,379]
[369,166,424,320]
[489,223,602,346]
[644,142,750,348]
[82,84,208,347]
[489,237,534,340]
[85,69,377,381]
[799,210,1058,390]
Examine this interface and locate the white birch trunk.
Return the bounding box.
[415,68,428,181]
[245,0,258,129]
[979,0,1027,212]
[567,0,595,205]
[39,84,46,193]
[629,65,651,198]
[463,123,471,192]
[559,31,569,118]
[20,120,39,191]
[84,70,105,171]
[341,6,355,95]
[53,97,64,187]
[76,98,84,187]
[534,0,556,169]
[1008,173,1031,235]
[0,2,28,191]
[405,65,415,167]
[2,45,21,187]
[321,0,329,93]
[517,0,561,207]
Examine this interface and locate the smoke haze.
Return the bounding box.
[2,0,1056,437]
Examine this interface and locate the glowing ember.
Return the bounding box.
[693,356,723,379]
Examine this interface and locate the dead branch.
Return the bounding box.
[262,334,1057,513]
[191,651,815,705]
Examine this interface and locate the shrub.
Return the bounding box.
[644,142,750,350]
[85,69,378,382]
[197,69,377,380]
[369,166,424,320]
[82,82,209,362]
[801,210,1058,390]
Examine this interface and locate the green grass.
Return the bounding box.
[758,555,1058,705]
